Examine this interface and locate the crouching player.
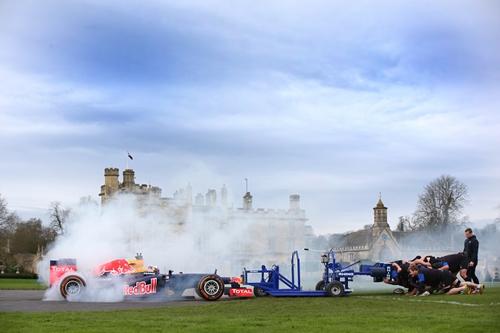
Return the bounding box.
[434,253,465,276]
[384,260,416,295]
[412,253,465,276]
[408,263,484,296]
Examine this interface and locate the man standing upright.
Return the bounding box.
[462,228,479,284]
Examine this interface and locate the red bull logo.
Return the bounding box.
[96,259,135,276]
[123,278,157,296]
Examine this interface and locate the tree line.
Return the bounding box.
[0,195,70,273]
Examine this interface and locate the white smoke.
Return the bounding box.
[39,193,303,300]
[40,195,220,280]
[43,274,125,302]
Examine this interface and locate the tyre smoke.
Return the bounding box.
[38,193,303,301]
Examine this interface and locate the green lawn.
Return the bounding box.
[0,279,46,290]
[1,285,500,333]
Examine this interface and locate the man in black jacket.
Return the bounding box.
[461,228,479,284]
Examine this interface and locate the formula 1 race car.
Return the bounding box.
[49,254,253,301]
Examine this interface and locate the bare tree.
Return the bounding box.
[0,194,8,229]
[413,175,468,231]
[0,194,20,234]
[0,195,22,258]
[396,216,411,232]
[10,218,55,254]
[0,195,12,256]
[49,202,70,235]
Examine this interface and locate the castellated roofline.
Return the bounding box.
[104,167,119,176]
[232,207,307,219]
[332,245,370,252]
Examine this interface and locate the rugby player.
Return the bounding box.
[411,253,465,275]
[408,263,484,296]
[383,260,416,295]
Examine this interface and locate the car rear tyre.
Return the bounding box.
[196,275,224,301]
[315,280,326,291]
[325,281,345,297]
[60,275,86,299]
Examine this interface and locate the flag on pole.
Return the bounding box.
[128,152,134,160]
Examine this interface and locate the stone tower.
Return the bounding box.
[243,192,253,210]
[205,189,217,207]
[122,169,135,190]
[372,196,390,238]
[99,168,119,204]
[289,194,300,211]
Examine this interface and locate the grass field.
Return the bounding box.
[0,279,46,290]
[1,284,500,333]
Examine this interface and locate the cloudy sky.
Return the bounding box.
[1,0,499,233]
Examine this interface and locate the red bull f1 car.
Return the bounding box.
[49,254,253,301]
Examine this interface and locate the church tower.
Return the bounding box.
[372,195,390,238]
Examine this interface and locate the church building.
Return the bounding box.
[331,197,401,262]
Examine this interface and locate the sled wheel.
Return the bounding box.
[326,281,345,297]
[315,280,326,291]
[253,286,268,297]
[196,275,224,301]
[60,275,86,299]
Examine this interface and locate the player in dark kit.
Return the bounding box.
[408,265,443,295]
[383,260,415,294]
[462,228,479,283]
[437,253,465,275]
[410,253,465,276]
[408,264,484,296]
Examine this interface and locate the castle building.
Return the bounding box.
[98,167,311,271]
[99,168,162,204]
[225,193,308,269]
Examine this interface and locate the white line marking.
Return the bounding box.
[357,295,495,307]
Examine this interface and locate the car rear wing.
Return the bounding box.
[49,258,77,287]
